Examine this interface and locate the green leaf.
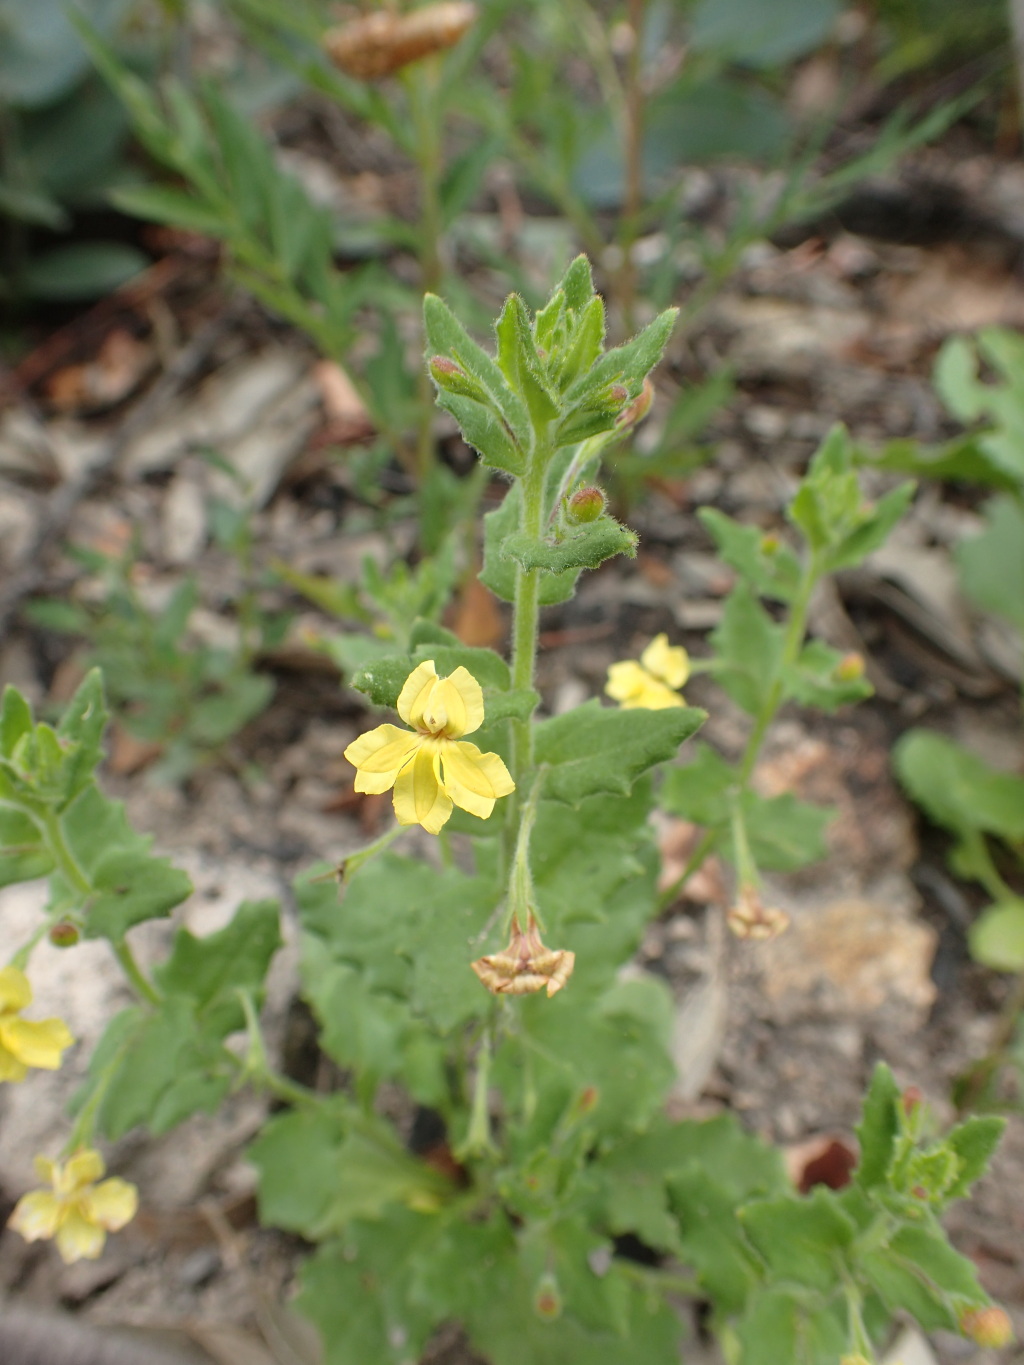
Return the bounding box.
[250,1103,348,1239]
[710,582,784,716]
[435,390,525,476]
[112,184,226,236]
[945,1115,1006,1199]
[744,791,832,871]
[87,844,194,940]
[424,292,530,446]
[733,1289,846,1365]
[56,668,108,806]
[480,485,581,605]
[698,508,801,602]
[495,292,558,423]
[827,481,915,572]
[659,744,832,871]
[894,730,1024,842]
[0,806,53,887]
[534,700,705,806]
[0,686,33,759]
[781,639,873,710]
[53,786,192,938]
[739,1188,855,1291]
[956,495,1024,632]
[855,1062,901,1189]
[298,1218,450,1365]
[861,1220,986,1330]
[691,0,841,66]
[20,242,149,301]
[87,998,232,1139]
[155,899,281,1034]
[566,308,677,406]
[969,900,1024,972]
[502,517,638,575]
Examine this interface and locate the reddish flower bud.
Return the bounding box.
[901,1085,923,1117]
[428,356,466,379]
[834,652,865,682]
[567,486,607,524]
[48,921,80,948]
[533,1273,562,1320]
[959,1305,1014,1348]
[615,376,654,428]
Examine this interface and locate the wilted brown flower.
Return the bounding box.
[727,885,789,941]
[325,3,477,81]
[471,915,575,998]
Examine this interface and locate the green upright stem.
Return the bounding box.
[509,456,548,788]
[112,940,161,1006]
[39,808,161,1006]
[737,554,819,787]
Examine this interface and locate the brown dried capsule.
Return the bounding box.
[325,3,477,81]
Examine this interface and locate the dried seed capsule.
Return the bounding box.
[325,3,477,81]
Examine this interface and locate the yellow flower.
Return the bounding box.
[344,660,515,834]
[605,633,689,710]
[0,966,74,1082]
[8,1149,138,1264]
[471,915,575,998]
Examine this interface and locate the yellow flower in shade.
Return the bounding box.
[8,1149,138,1264]
[344,660,515,834]
[471,915,575,998]
[0,966,74,1082]
[605,633,689,710]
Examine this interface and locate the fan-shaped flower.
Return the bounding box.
[471,915,575,998]
[0,966,74,1083]
[605,633,689,710]
[344,660,514,834]
[8,1149,138,1264]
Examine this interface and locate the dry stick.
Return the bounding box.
[0,307,241,641]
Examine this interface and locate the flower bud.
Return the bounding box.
[834,652,865,682]
[760,533,780,555]
[566,486,607,524]
[901,1085,923,1117]
[958,1305,1014,1347]
[533,1272,562,1320]
[615,376,654,428]
[427,355,488,403]
[48,921,80,948]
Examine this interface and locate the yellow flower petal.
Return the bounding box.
[0,966,32,1013]
[8,1190,61,1242]
[63,1149,105,1193]
[1,1016,74,1070]
[441,741,514,819]
[393,744,453,833]
[0,1041,28,1082]
[345,723,420,792]
[55,1208,105,1264]
[396,660,439,729]
[83,1178,138,1231]
[605,660,683,710]
[425,667,484,738]
[605,660,650,704]
[33,1155,57,1183]
[640,634,689,689]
